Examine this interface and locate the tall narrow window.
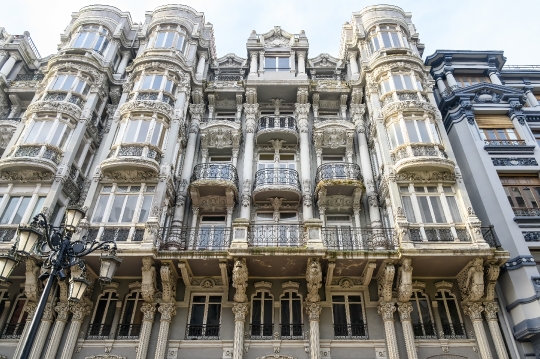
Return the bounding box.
[332,295,367,339]
[435,290,465,339]
[118,291,143,339]
[186,295,222,339]
[88,291,118,339]
[410,291,436,338]
[0,196,32,225]
[250,291,273,339]
[280,291,303,339]
[2,295,28,339]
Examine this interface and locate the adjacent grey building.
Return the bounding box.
[0,4,527,359]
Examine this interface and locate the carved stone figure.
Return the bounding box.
[465,258,485,301]
[397,258,413,302]
[141,257,156,302]
[24,258,41,301]
[232,258,248,303]
[305,258,322,303]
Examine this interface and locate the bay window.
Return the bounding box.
[24,119,73,149]
[501,175,540,216]
[50,74,90,95]
[264,56,290,71]
[72,25,110,54]
[118,116,167,148]
[92,184,154,224]
[0,196,45,225]
[152,25,187,52]
[387,118,440,149]
[399,185,463,224]
[368,24,410,54]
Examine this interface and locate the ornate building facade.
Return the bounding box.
[0,4,529,359]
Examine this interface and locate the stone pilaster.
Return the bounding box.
[59,301,91,359]
[295,101,313,220]
[13,301,37,359]
[136,303,156,359]
[29,300,56,359]
[232,303,249,359]
[306,302,321,359]
[154,303,176,359]
[483,302,509,359]
[305,258,322,359]
[397,302,418,359]
[43,302,70,359]
[463,303,493,359]
[378,302,400,359]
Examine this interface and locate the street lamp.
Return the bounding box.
[0,205,122,359]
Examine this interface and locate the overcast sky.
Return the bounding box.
[1,0,538,65]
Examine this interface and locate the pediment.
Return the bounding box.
[215,53,246,68]
[453,83,524,103]
[260,26,294,48]
[308,53,343,69]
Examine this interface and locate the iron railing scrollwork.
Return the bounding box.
[42,146,63,165]
[492,157,538,166]
[315,163,363,183]
[322,228,396,251]
[86,227,144,242]
[0,228,17,242]
[441,323,466,339]
[257,116,297,133]
[513,207,540,217]
[118,145,144,157]
[14,145,41,158]
[185,324,220,340]
[412,322,437,339]
[160,227,232,250]
[484,139,526,146]
[191,164,239,188]
[279,324,304,340]
[480,226,501,248]
[254,168,300,189]
[137,93,158,101]
[1,323,25,339]
[116,324,141,339]
[333,323,368,339]
[250,324,273,340]
[247,225,305,247]
[87,324,112,339]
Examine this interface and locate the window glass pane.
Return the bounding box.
[93,35,104,51]
[142,76,152,90]
[264,57,276,69]
[403,75,413,90]
[30,197,45,220]
[61,76,75,91]
[332,303,347,324]
[0,197,19,224]
[512,187,526,207]
[418,196,433,223]
[387,125,397,148]
[429,196,447,223]
[207,303,221,324]
[393,75,404,90]
[506,129,517,140]
[73,33,86,48]
[138,195,153,222]
[446,196,462,222]
[136,121,150,142]
[92,195,109,222]
[155,32,166,48]
[34,121,53,143]
[381,32,392,48]
[406,121,419,142]
[252,299,262,324]
[151,123,162,146]
[394,123,405,145]
[81,150,93,174]
[49,123,66,147]
[523,188,538,207]
[349,303,363,324]
[416,121,430,142]
[390,32,401,47]
[12,197,31,224]
[52,75,66,90]
[74,80,86,94]
[24,122,41,143]
[108,195,126,223]
[430,123,440,143]
[164,32,174,48]
[264,298,273,324]
[372,37,380,51]
[124,121,139,142]
[175,36,185,51]
[291,300,301,324]
[82,33,96,48]
[164,80,173,93]
[278,57,290,70]
[416,80,423,91]
[402,35,409,48]
[121,196,138,223]
[152,75,163,91]
[189,304,205,325]
[402,196,416,222]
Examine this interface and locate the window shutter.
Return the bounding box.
[475,115,514,129]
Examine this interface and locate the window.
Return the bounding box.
[392,74,415,91]
[476,115,520,144]
[186,295,221,339]
[73,141,95,177]
[387,122,406,148]
[410,291,437,338]
[258,153,296,170]
[368,25,409,53]
[152,25,186,52]
[118,291,143,339]
[0,196,37,225]
[332,295,366,339]
[24,120,72,149]
[416,187,447,223]
[264,56,290,71]
[435,290,466,339]
[251,291,273,339]
[92,185,154,224]
[197,216,227,250]
[454,76,490,88]
[404,119,436,144]
[88,291,118,339]
[501,176,540,214]
[2,295,28,339]
[50,75,89,95]
[73,25,109,54]
[119,118,167,147]
[138,74,176,94]
[280,291,303,339]
[480,128,519,143]
[399,186,462,224]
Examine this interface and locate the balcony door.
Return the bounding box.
[258,153,296,185]
[326,215,354,249]
[197,215,226,250]
[208,156,232,180]
[322,155,346,177]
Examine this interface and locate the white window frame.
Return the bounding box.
[435,289,466,339]
[330,293,367,339]
[368,24,409,54]
[264,56,290,72]
[152,25,187,52]
[91,184,155,225]
[88,290,118,339]
[186,293,223,339]
[23,118,74,150]
[250,289,274,339]
[72,25,110,54]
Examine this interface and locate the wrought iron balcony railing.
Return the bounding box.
[315,163,363,183]
[160,227,232,251]
[279,324,304,340]
[136,92,175,107]
[185,324,220,340]
[9,144,63,166]
[257,116,297,133]
[333,323,368,339]
[412,322,437,339]
[87,324,112,339]
[1,323,25,339]
[480,225,501,248]
[250,324,274,339]
[513,207,540,217]
[254,168,301,189]
[191,163,239,188]
[108,144,162,164]
[247,224,305,247]
[322,227,396,251]
[408,226,476,244]
[117,324,141,339]
[441,323,466,339]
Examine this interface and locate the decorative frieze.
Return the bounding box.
[492,157,538,166]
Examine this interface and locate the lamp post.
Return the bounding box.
[0,205,122,359]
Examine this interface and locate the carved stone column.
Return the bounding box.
[397,302,418,359]
[463,303,493,359]
[29,300,56,359]
[295,98,312,220]
[239,100,258,221]
[43,302,70,359]
[483,302,509,359]
[232,303,249,359]
[136,303,157,359]
[378,302,400,359]
[13,301,37,359]
[59,301,91,359]
[306,302,322,359]
[154,303,177,359]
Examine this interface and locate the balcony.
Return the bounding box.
[408,226,470,243]
[247,224,305,247]
[185,324,220,340]
[159,227,232,251]
[0,144,63,175]
[483,139,535,155]
[315,163,363,197]
[252,169,301,203]
[391,144,454,173]
[8,74,45,90]
[250,324,274,340]
[116,324,141,339]
[256,116,298,144]
[279,324,304,340]
[85,226,145,243]
[322,227,396,251]
[101,144,162,174]
[87,324,112,339]
[190,164,239,197]
[333,323,368,339]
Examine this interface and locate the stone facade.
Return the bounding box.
[0,3,534,359]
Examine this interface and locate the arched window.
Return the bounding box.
[72,25,110,54]
[117,290,143,339]
[2,294,28,339]
[410,290,437,339]
[87,290,118,339]
[152,25,187,52]
[280,289,303,339]
[435,289,466,339]
[250,287,273,339]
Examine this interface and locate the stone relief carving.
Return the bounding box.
[397,258,413,302]
[306,258,322,303]
[141,257,157,302]
[232,258,248,303]
[457,257,485,302]
[378,261,395,302]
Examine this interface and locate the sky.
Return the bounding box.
[1,0,539,65]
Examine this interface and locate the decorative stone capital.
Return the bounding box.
[377,302,396,321]
[24,301,38,318]
[397,302,413,321]
[158,302,177,322]
[305,302,321,321]
[55,301,71,322]
[70,301,91,322]
[42,301,57,322]
[462,302,484,321]
[141,303,157,322]
[232,303,249,322]
[483,302,499,321]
